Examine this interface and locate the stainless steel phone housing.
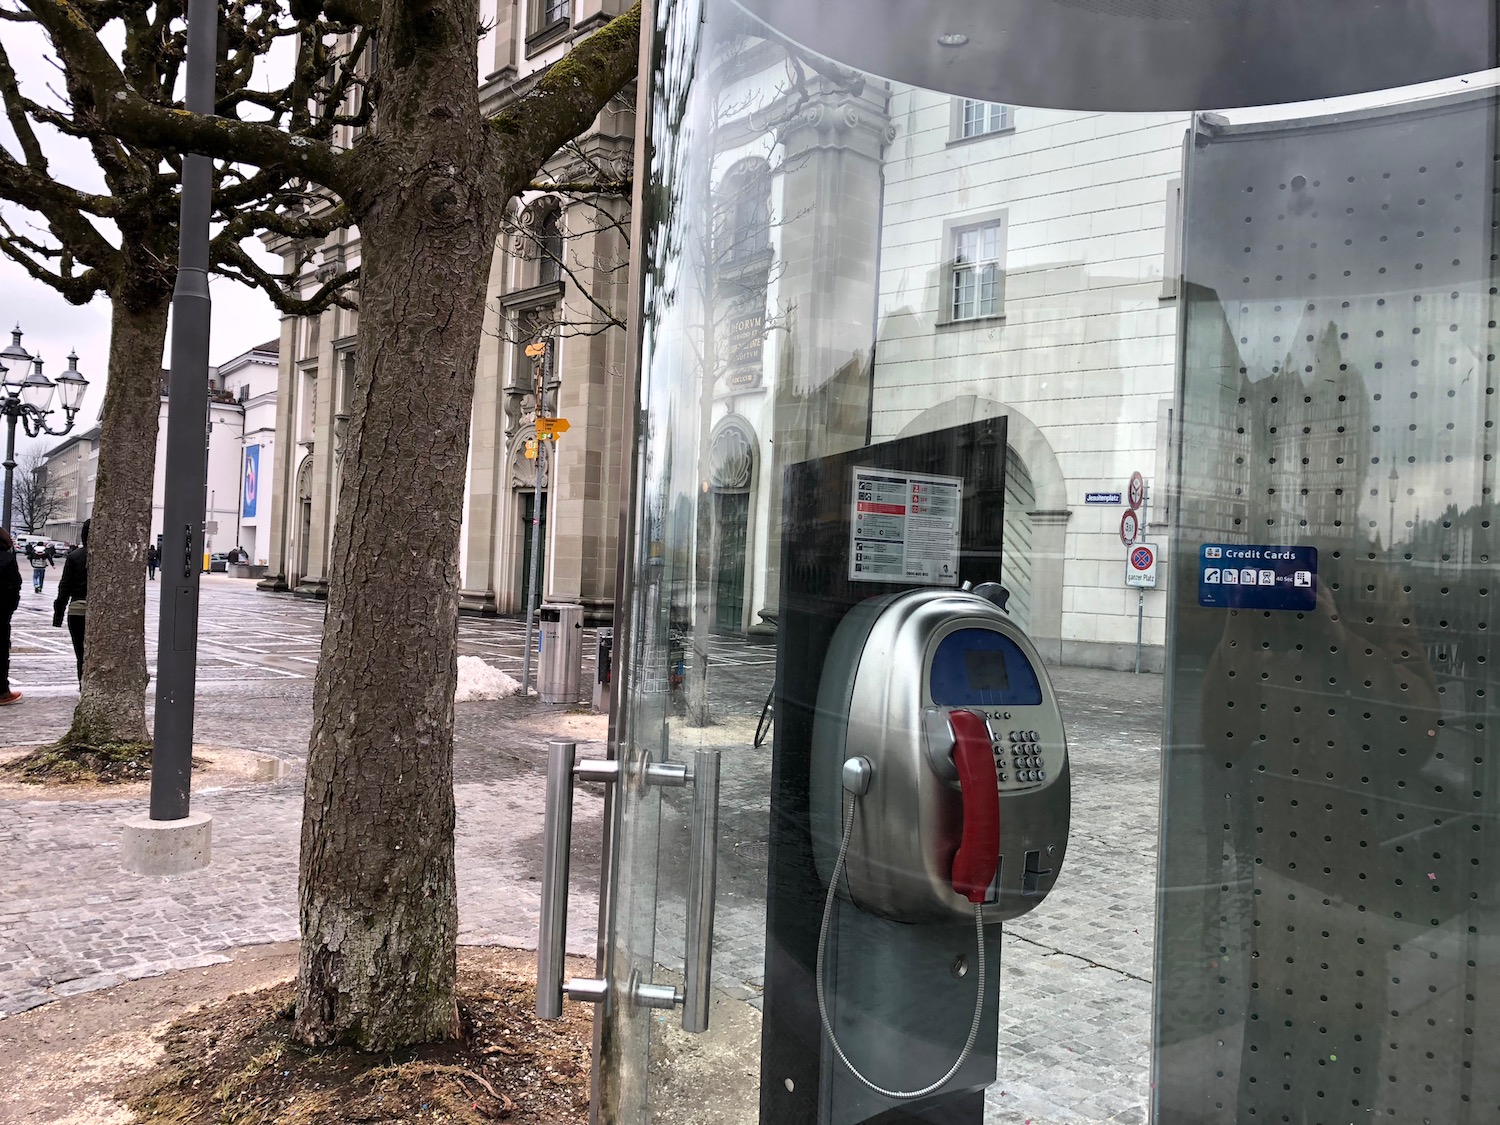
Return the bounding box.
[811,587,1071,925]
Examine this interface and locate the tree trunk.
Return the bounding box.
[57,291,169,748]
[294,0,505,1051]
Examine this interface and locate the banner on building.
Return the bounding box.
[242,445,260,518]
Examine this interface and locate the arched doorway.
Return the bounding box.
[1002,448,1036,630]
[508,428,549,614]
[708,416,757,633]
[293,456,313,586]
[899,397,1068,657]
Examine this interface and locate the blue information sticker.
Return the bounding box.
[1198,544,1317,611]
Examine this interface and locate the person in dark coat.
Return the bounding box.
[0,529,22,704]
[146,543,159,581]
[53,519,88,683]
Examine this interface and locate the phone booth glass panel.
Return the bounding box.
[574,3,1500,1123]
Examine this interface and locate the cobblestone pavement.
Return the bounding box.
[0,578,1160,1124]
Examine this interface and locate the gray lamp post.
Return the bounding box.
[0,329,90,533]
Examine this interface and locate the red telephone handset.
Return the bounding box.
[947,708,1000,904]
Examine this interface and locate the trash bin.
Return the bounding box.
[593,627,613,713]
[537,602,583,704]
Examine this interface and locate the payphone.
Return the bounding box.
[810,582,1070,1107]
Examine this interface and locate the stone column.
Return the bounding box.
[294,309,337,598]
[762,80,893,619]
[460,240,510,615]
[258,315,300,592]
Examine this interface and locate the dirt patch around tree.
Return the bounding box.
[0,743,290,799]
[0,944,593,1125]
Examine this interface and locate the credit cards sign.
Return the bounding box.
[1198,544,1317,611]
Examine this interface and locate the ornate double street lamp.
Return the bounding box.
[0,327,89,532]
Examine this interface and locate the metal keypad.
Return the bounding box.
[986,723,1049,788]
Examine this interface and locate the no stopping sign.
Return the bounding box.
[1126,542,1158,588]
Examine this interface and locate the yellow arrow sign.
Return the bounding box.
[524,437,538,460]
[535,417,570,438]
[525,341,547,358]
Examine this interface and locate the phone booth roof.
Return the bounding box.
[734,0,1496,110]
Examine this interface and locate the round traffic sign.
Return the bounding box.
[1130,544,1155,571]
[1128,471,1145,510]
[1120,509,1139,545]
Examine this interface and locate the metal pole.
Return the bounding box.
[521,341,553,697]
[521,436,547,695]
[1134,482,1148,675]
[1,406,16,532]
[148,0,217,822]
[1134,590,1144,675]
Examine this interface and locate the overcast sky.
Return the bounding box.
[0,14,285,459]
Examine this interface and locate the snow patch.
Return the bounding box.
[455,655,522,702]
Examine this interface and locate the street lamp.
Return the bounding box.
[0,329,89,533]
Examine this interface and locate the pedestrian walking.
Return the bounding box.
[146,543,159,581]
[0,530,22,705]
[53,520,87,683]
[27,540,52,593]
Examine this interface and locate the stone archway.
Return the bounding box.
[292,455,313,586]
[899,397,1069,661]
[508,427,549,614]
[707,415,758,633]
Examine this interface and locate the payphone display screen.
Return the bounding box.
[929,628,1042,707]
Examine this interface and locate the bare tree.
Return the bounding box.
[20,0,642,1049]
[0,1,359,755]
[12,447,58,533]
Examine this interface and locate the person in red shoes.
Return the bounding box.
[0,529,22,705]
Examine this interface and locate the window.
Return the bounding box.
[716,159,771,267]
[527,0,570,48]
[950,220,1004,321]
[302,313,321,361]
[299,371,318,443]
[957,99,1012,140]
[1162,176,1183,299]
[538,209,563,285]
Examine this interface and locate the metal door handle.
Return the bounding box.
[537,739,603,1019]
[535,739,723,1033]
[683,747,721,1032]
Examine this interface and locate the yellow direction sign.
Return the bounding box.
[524,437,538,460]
[535,417,570,439]
[525,341,547,358]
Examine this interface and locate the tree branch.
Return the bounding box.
[487,2,641,197]
[20,0,353,196]
[528,179,631,195]
[215,237,359,315]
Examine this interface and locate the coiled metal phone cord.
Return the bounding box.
[815,792,988,1100]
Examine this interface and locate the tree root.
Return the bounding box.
[0,740,155,784]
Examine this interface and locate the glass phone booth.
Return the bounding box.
[546,2,1500,1123]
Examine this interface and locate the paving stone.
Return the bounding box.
[0,580,1163,1124]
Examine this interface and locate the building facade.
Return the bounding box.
[43,340,280,562]
[257,0,634,620]
[40,423,100,543]
[148,340,280,562]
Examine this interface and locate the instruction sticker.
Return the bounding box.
[1198,544,1317,611]
[850,467,962,585]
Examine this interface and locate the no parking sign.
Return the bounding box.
[1125,542,1158,588]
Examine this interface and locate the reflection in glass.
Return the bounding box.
[608,1,1500,1122]
[1160,89,1500,1124]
